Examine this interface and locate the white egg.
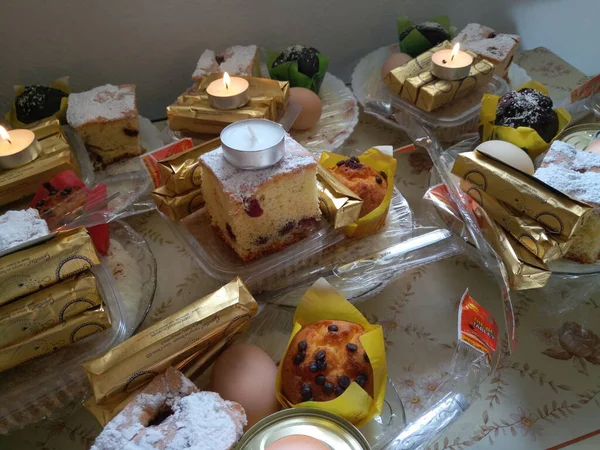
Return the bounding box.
[475,140,535,175]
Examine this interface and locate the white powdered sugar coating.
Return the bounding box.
[192,45,256,80]
[67,84,137,128]
[0,208,49,252]
[453,23,496,43]
[535,141,600,207]
[460,33,520,60]
[200,134,316,201]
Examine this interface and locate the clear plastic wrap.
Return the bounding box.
[0,220,156,434]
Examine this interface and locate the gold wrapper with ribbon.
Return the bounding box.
[0,227,101,306]
[383,41,452,95]
[0,118,80,206]
[460,180,572,262]
[320,148,397,238]
[151,185,205,221]
[479,81,571,158]
[167,76,290,134]
[82,278,258,407]
[5,77,70,128]
[0,271,101,348]
[0,306,110,373]
[316,165,363,229]
[275,278,387,427]
[451,151,593,239]
[158,138,221,194]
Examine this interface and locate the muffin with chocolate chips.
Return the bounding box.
[328,156,388,217]
[281,319,374,404]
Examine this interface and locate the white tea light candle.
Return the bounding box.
[220,119,285,169]
[431,43,473,81]
[0,126,41,170]
[206,72,250,110]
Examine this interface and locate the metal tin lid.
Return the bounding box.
[557,123,600,150]
[221,119,285,170]
[235,408,371,450]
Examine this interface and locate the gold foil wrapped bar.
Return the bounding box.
[167,76,290,134]
[0,271,101,348]
[151,185,204,221]
[415,59,495,112]
[82,278,258,406]
[0,118,80,206]
[316,165,363,229]
[383,41,452,95]
[452,151,593,239]
[0,306,110,372]
[0,227,101,306]
[460,180,572,262]
[158,138,221,194]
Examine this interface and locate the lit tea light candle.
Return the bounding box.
[431,43,473,81]
[206,72,250,110]
[220,119,285,169]
[0,126,41,170]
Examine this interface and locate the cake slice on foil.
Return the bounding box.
[192,45,260,82]
[535,140,600,264]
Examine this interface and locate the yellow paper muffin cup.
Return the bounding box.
[320,147,397,238]
[479,81,571,159]
[275,278,387,427]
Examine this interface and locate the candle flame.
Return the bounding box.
[223,72,230,90]
[0,126,11,144]
[451,43,460,61]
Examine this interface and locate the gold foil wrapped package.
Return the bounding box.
[316,165,363,229]
[0,271,101,348]
[0,227,101,306]
[383,41,452,95]
[82,278,258,407]
[151,185,204,221]
[460,180,572,262]
[158,138,221,194]
[0,306,110,373]
[0,118,80,206]
[451,151,593,239]
[167,75,290,134]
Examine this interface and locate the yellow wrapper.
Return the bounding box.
[158,138,221,194]
[167,76,290,134]
[0,227,101,306]
[0,118,80,206]
[479,81,571,158]
[320,148,397,238]
[5,77,70,128]
[316,165,363,229]
[151,185,205,221]
[0,271,101,348]
[383,41,453,95]
[416,59,495,112]
[451,151,593,239]
[460,180,572,262]
[0,306,110,373]
[82,278,258,407]
[275,278,386,426]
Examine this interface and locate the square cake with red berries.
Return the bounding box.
[199,134,320,261]
[192,45,261,82]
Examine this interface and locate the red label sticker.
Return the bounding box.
[140,138,194,188]
[458,289,498,357]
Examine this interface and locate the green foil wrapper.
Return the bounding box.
[266,48,329,94]
[397,15,452,57]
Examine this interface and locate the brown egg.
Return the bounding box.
[210,343,280,429]
[586,139,600,154]
[381,52,412,79]
[289,87,322,131]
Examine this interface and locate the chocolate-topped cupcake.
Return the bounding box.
[269,45,329,94]
[15,85,69,124]
[495,88,559,143]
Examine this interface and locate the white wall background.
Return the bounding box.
[1,0,598,120]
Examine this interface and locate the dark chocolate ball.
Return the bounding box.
[273,45,321,78]
[15,85,68,124]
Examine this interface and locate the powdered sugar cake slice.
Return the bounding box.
[535,140,600,264]
[67,84,142,166]
[192,45,260,81]
[199,134,321,261]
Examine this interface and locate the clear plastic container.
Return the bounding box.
[371,76,509,144]
[162,188,415,291]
